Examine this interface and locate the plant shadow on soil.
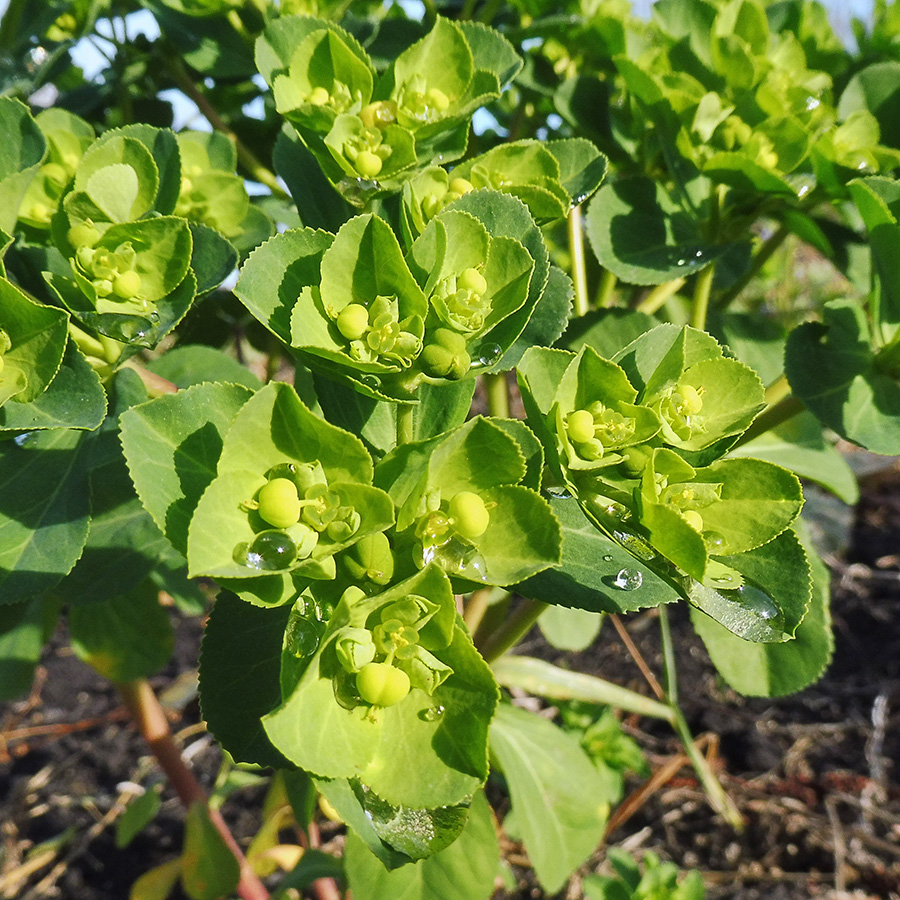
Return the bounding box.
[1,474,899,900]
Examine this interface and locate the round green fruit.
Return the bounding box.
[457,267,487,296]
[336,304,369,341]
[449,490,490,539]
[356,662,410,707]
[257,477,302,529]
[113,270,142,300]
[67,223,100,248]
[566,409,596,444]
[355,149,383,179]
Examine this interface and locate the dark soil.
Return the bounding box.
[2,471,899,900]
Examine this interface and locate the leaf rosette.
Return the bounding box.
[374,417,561,587]
[187,381,395,582]
[262,564,499,809]
[260,15,521,195]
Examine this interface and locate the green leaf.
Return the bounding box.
[0,97,47,234]
[585,177,721,285]
[686,528,812,642]
[0,427,91,604]
[235,226,334,343]
[120,382,253,556]
[73,133,159,223]
[344,790,499,900]
[562,309,664,359]
[188,222,238,295]
[147,345,263,391]
[516,498,682,615]
[691,529,832,696]
[0,342,106,432]
[538,605,603,651]
[68,581,174,682]
[730,412,859,504]
[117,124,182,216]
[199,591,292,768]
[181,802,241,900]
[785,299,900,454]
[0,596,58,701]
[60,455,174,605]
[0,277,69,406]
[489,703,611,893]
[838,61,900,151]
[116,785,163,849]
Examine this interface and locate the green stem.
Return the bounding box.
[117,680,271,900]
[733,390,805,447]
[658,606,678,706]
[397,404,414,446]
[478,598,548,663]
[483,372,509,419]
[672,706,744,828]
[165,57,289,200]
[717,224,789,309]
[596,269,618,308]
[690,263,715,332]
[657,609,743,827]
[568,206,590,317]
[460,0,477,19]
[477,0,503,24]
[636,277,686,316]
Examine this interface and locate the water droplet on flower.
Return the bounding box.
[736,584,780,621]
[285,614,320,658]
[703,530,725,550]
[236,530,297,570]
[421,705,445,722]
[613,568,643,591]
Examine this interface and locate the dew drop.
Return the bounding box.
[613,568,643,591]
[422,704,445,722]
[572,192,589,206]
[242,530,297,570]
[676,258,686,267]
[285,614,320,658]
[266,461,298,480]
[612,529,657,562]
[545,485,573,499]
[360,374,379,388]
[736,584,780,621]
[713,575,734,585]
[805,95,821,111]
[420,536,488,581]
[313,599,334,623]
[474,342,501,368]
[13,432,33,447]
[703,530,725,550]
[602,554,614,562]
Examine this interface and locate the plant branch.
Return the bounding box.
[483,371,509,418]
[117,680,271,900]
[610,614,665,701]
[690,263,715,331]
[478,598,548,663]
[597,268,618,308]
[397,404,414,446]
[717,223,789,309]
[568,205,590,317]
[636,277,685,315]
[658,606,678,705]
[164,56,290,200]
[732,375,806,447]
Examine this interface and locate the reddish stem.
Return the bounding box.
[118,679,271,900]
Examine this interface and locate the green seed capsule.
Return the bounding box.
[457,267,487,296]
[112,270,142,300]
[307,86,331,106]
[356,662,410,707]
[449,490,490,539]
[355,150,383,178]
[448,177,474,196]
[425,87,450,111]
[67,223,100,248]
[336,304,369,341]
[257,477,302,529]
[566,409,595,444]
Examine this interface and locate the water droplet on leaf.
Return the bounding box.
[704,530,725,550]
[420,536,488,581]
[613,568,642,591]
[421,705,445,722]
[545,486,573,499]
[736,583,780,622]
[285,614,320,658]
[13,432,32,447]
[602,554,613,562]
[473,342,501,368]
